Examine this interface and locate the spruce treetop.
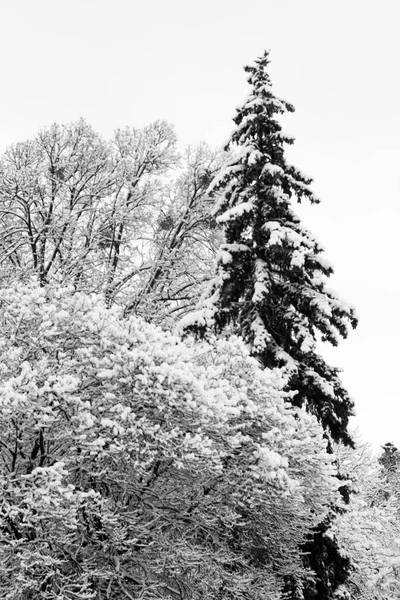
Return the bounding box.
[180,50,357,445]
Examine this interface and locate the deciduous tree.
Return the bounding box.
[0,121,222,324]
[125,143,224,325]
[0,281,340,599]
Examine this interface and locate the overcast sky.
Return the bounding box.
[1,0,399,450]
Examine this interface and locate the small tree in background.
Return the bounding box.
[333,435,400,599]
[379,442,400,474]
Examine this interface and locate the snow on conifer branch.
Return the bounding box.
[179,50,357,447]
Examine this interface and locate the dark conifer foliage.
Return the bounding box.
[181,51,357,446]
[284,522,351,600]
[179,50,358,600]
[379,442,400,472]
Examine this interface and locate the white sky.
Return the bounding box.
[1,0,399,450]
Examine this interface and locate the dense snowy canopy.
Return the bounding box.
[0,281,342,599]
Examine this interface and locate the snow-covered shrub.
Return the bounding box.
[0,281,340,599]
[333,436,400,599]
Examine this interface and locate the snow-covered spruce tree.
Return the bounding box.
[179,51,357,447]
[179,51,357,600]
